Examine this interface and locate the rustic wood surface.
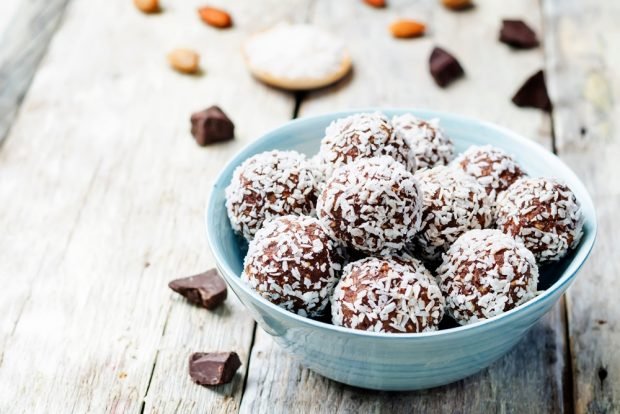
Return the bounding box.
[0,0,616,413]
[0,0,71,144]
[544,0,620,412]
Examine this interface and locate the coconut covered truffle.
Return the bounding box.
[225,150,318,241]
[495,177,583,262]
[331,257,444,333]
[413,166,493,261]
[437,229,539,325]
[243,215,343,318]
[317,156,423,255]
[392,114,454,170]
[318,112,414,180]
[453,145,525,200]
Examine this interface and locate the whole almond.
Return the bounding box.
[133,0,159,13]
[198,6,233,28]
[390,19,426,39]
[441,0,473,10]
[364,0,386,8]
[167,49,200,74]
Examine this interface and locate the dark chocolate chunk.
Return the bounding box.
[429,47,465,88]
[512,70,552,112]
[190,105,234,146]
[499,19,539,49]
[189,352,242,386]
[169,268,227,309]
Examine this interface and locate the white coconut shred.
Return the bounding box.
[244,24,347,80]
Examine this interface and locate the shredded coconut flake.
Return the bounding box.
[437,229,539,325]
[244,24,347,81]
[331,256,445,333]
[412,165,493,261]
[225,150,318,241]
[392,114,454,170]
[244,215,344,318]
[495,177,583,262]
[317,156,422,255]
[452,145,525,201]
[318,112,412,181]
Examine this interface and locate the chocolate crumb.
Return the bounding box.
[429,47,465,88]
[190,106,234,146]
[512,70,552,112]
[169,268,227,309]
[500,19,539,49]
[189,352,242,386]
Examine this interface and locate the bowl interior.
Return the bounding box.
[207,108,597,335]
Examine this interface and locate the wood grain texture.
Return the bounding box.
[0,0,306,412]
[240,1,569,413]
[0,0,71,145]
[300,0,553,147]
[544,0,620,413]
[0,0,22,33]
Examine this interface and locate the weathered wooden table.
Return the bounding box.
[0,0,617,412]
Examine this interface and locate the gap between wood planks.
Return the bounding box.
[139,302,173,414]
[536,18,574,409]
[562,296,576,414]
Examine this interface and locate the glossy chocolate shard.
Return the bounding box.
[190,105,235,146]
[189,352,242,386]
[512,70,552,112]
[500,19,539,49]
[169,268,227,309]
[429,47,465,88]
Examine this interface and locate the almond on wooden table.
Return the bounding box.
[198,6,233,28]
[167,49,200,74]
[363,0,386,8]
[441,0,473,10]
[389,19,426,38]
[133,0,159,13]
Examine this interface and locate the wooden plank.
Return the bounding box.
[0,0,307,412]
[543,0,620,413]
[0,0,71,145]
[141,3,313,412]
[240,1,569,412]
[0,0,21,33]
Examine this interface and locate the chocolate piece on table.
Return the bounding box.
[190,106,234,146]
[189,352,242,386]
[168,268,227,309]
[512,70,552,112]
[499,19,539,49]
[429,47,465,88]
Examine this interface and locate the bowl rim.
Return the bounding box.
[206,108,598,340]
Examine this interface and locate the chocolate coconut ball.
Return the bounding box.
[437,229,539,325]
[392,114,454,170]
[244,215,343,318]
[318,112,414,180]
[225,150,318,241]
[317,156,423,255]
[453,145,525,200]
[495,177,583,263]
[331,256,445,333]
[413,166,493,261]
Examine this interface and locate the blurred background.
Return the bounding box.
[0,0,617,413]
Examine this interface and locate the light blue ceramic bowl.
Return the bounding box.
[206,109,596,391]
